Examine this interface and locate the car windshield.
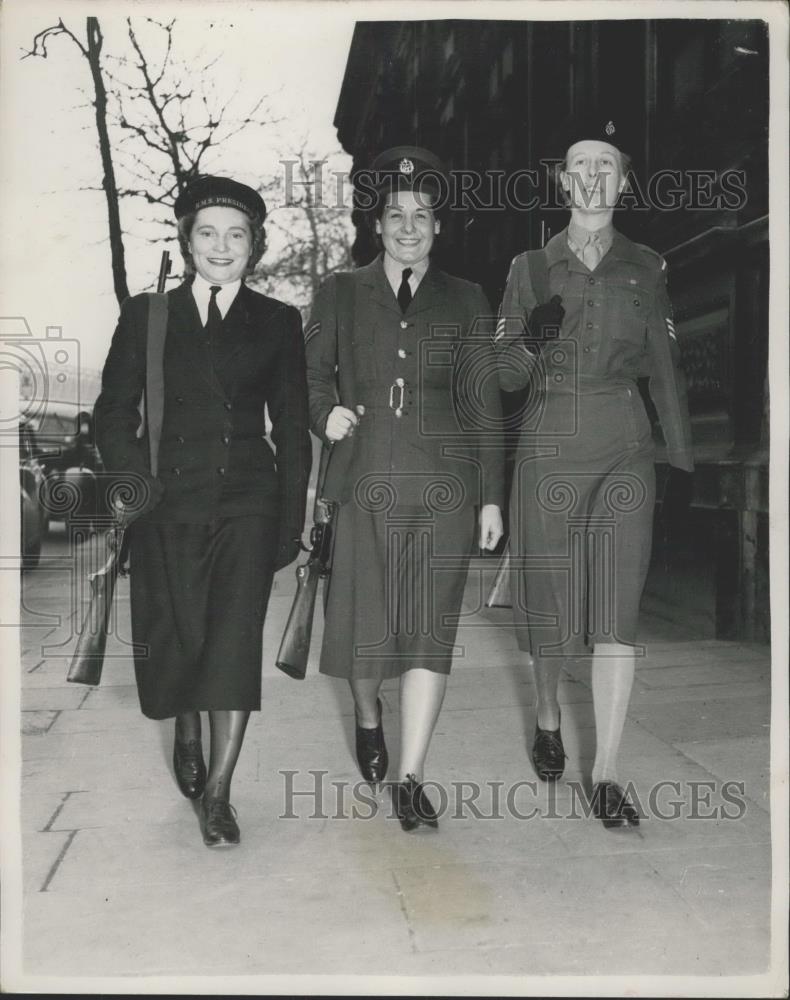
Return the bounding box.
[34,412,79,437]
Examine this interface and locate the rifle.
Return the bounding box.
[275,497,336,680]
[67,251,171,686]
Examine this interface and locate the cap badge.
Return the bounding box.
[399,158,415,176]
[605,120,616,136]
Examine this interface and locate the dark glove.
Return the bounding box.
[274,530,303,572]
[111,474,164,528]
[527,295,565,343]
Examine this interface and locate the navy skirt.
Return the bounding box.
[129,515,277,719]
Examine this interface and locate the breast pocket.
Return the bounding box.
[606,283,652,346]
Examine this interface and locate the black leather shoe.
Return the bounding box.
[390,774,439,833]
[592,781,640,829]
[199,797,240,847]
[355,698,389,784]
[173,736,207,799]
[531,721,566,782]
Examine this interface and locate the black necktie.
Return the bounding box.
[397,268,413,313]
[205,284,223,338]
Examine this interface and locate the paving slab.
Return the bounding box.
[24,867,414,977]
[630,696,770,744]
[392,854,707,962]
[21,686,91,711]
[673,735,771,814]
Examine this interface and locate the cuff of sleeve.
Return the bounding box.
[667,452,694,473]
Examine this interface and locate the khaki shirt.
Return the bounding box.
[494,227,694,471]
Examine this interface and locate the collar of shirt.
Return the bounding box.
[567,220,615,263]
[382,253,430,298]
[191,273,242,325]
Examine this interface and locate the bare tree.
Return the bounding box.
[24,16,277,295]
[24,17,130,303]
[253,145,354,313]
[104,17,275,236]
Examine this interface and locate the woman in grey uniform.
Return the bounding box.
[495,118,693,828]
[306,147,504,832]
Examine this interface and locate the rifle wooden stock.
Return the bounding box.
[66,251,169,687]
[275,559,321,679]
[275,504,335,680]
[67,528,125,686]
[486,546,512,607]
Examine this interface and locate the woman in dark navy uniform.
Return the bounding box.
[495,118,694,828]
[306,147,504,832]
[95,176,311,847]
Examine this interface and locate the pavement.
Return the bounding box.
[6,523,781,992]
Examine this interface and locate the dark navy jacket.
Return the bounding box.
[95,280,312,535]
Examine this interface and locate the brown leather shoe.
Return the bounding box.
[199,797,240,847]
[173,737,207,799]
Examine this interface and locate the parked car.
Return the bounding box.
[19,422,48,568]
[32,406,111,530]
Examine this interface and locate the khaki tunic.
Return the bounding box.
[495,228,693,656]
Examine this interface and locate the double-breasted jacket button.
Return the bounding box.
[588,277,596,285]
[217,466,225,476]
[171,466,181,476]
[587,299,595,306]
[175,396,184,404]
[224,401,232,411]
[176,435,185,444]
[633,298,641,306]
[221,434,230,445]
[398,348,407,358]
[586,322,593,329]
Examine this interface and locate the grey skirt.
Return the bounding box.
[319,500,476,680]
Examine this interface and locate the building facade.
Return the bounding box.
[334,19,770,641]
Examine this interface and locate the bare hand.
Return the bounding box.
[325,404,365,442]
[479,504,503,551]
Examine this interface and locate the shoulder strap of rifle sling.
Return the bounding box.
[315,272,355,501]
[145,292,168,478]
[525,248,551,304]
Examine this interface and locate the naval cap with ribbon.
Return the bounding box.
[174,175,267,223]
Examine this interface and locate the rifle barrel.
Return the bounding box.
[157,251,171,293]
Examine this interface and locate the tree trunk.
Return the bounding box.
[86,17,129,304]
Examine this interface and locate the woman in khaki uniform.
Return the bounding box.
[306,147,504,832]
[495,117,693,828]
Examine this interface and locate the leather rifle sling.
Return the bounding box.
[485,248,549,611]
[145,293,168,477]
[315,273,355,502]
[526,248,550,304]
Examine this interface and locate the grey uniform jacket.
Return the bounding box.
[305,255,505,510]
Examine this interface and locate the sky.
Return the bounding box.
[0,0,356,389]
